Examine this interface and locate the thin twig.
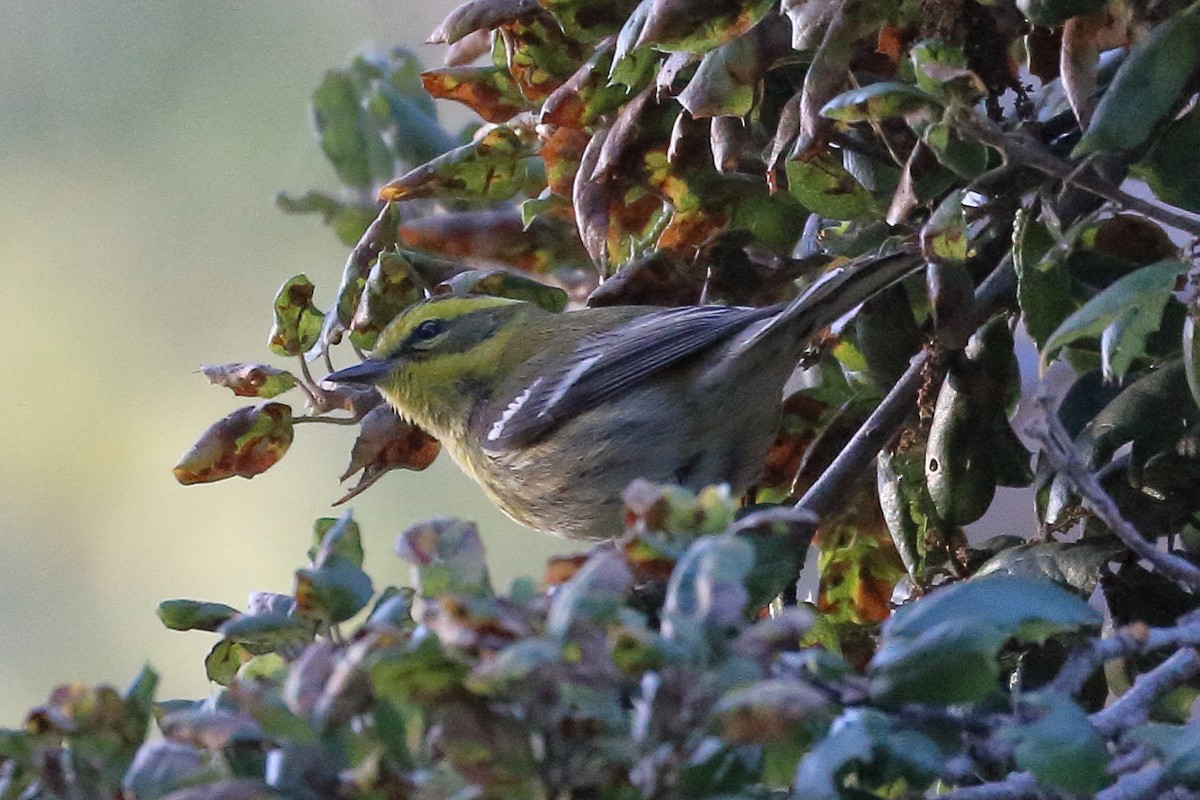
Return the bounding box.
[958,114,1200,238]
[1028,397,1200,594]
[1091,648,1200,738]
[1051,618,1200,696]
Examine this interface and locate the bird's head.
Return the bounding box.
[325,294,538,436]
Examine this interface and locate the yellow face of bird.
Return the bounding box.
[348,294,536,437]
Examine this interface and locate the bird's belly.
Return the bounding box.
[463,377,785,539]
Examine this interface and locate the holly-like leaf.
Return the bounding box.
[378,126,531,203]
[1041,259,1185,381]
[268,275,323,357]
[173,403,294,485]
[201,363,297,399]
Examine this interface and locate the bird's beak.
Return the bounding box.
[323,358,394,386]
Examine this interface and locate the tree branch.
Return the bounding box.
[1028,398,1200,594]
[1091,647,1200,738]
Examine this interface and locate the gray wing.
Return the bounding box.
[483,304,774,450]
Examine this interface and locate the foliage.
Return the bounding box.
[108,0,1200,795]
[9,496,1200,800]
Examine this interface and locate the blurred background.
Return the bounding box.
[0,0,579,723]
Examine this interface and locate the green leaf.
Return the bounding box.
[1041,259,1185,381]
[677,32,764,118]
[786,153,876,221]
[662,535,755,653]
[420,66,531,123]
[1002,693,1110,795]
[1074,13,1200,156]
[349,249,425,351]
[1131,722,1200,788]
[396,518,493,599]
[632,0,777,53]
[157,600,240,632]
[1012,209,1076,348]
[311,70,394,189]
[309,512,365,567]
[378,125,531,203]
[546,551,632,638]
[268,275,323,357]
[274,190,378,247]
[1141,107,1200,213]
[820,82,940,123]
[440,269,568,311]
[870,576,1099,704]
[295,556,374,624]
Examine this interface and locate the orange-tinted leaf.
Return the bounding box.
[336,406,441,504]
[422,66,532,123]
[201,363,297,399]
[397,209,589,271]
[540,0,641,41]
[174,403,294,485]
[815,482,903,625]
[540,125,591,198]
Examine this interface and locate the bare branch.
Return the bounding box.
[1091,648,1200,738]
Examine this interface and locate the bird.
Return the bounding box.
[324,249,920,539]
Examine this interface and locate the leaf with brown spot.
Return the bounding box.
[378,126,532,203]
[541,44,638,129]
[635,0,778,53]
[540,125,591,197]
[349,249,428,351]
[540,0,641,41]
[498,13,584,101]
[173,403,294,485]
[815,482,903,625]
[336,406,441,505]
[397,209,590,271]
[201,363,297,399]
[268,275,323,357]
[439,269,568,311]
[421,66,532,123]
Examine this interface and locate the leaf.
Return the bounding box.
[662,535,755,653]
[349,250,426,351]
[157,600,240,632]
[712,680,832,744]
[1141,107,1200,213]
[309,513,365,568]
[378,125,531,203]
[439,269,568,311]
[395,517,493,598]
[294,557,374,624]
[429,0,540,44]
[785,153,876,221]
[201,363,296,399]
[497,13,583,101]
[919,190,969,264]
[975,541,1121,595]
[542,45,637,128]
[1016,0,1106,26]
[1041,259,1185,380]
[633,0,778,53]
[540,0,641,40]
[267,275,323,357]
[397,209,590,271]
[677,24,779,118]
[311,70,394,189]
[420,66,531,122]
[1074,13,1200,156]
[1003,693,1110,795]
[122,740,210,800]
[336,406,441,505]
[546,550,632,638]
[273,190,378,246]
[870,576,1099,704]
[173,403,294,485]
[1012,209,1076,348]
[820,81,940,123]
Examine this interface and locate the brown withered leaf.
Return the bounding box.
[540,125,591,197]
[174,403,294,485]
[429,0,540,44]
[545,553,590,586]
[421,66,533,123]
[573,126,613,265]
[336,405,441,505]
[201,363,297,399]
[397,209,589,271]
[586,249,702,307]
[1092,215,1178,265]
[1061,6,1131,128]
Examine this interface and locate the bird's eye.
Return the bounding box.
[412,319,444,341]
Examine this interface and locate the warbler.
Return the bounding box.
[325,250,919,539]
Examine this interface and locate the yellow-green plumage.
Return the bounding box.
[326,252,920,539]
